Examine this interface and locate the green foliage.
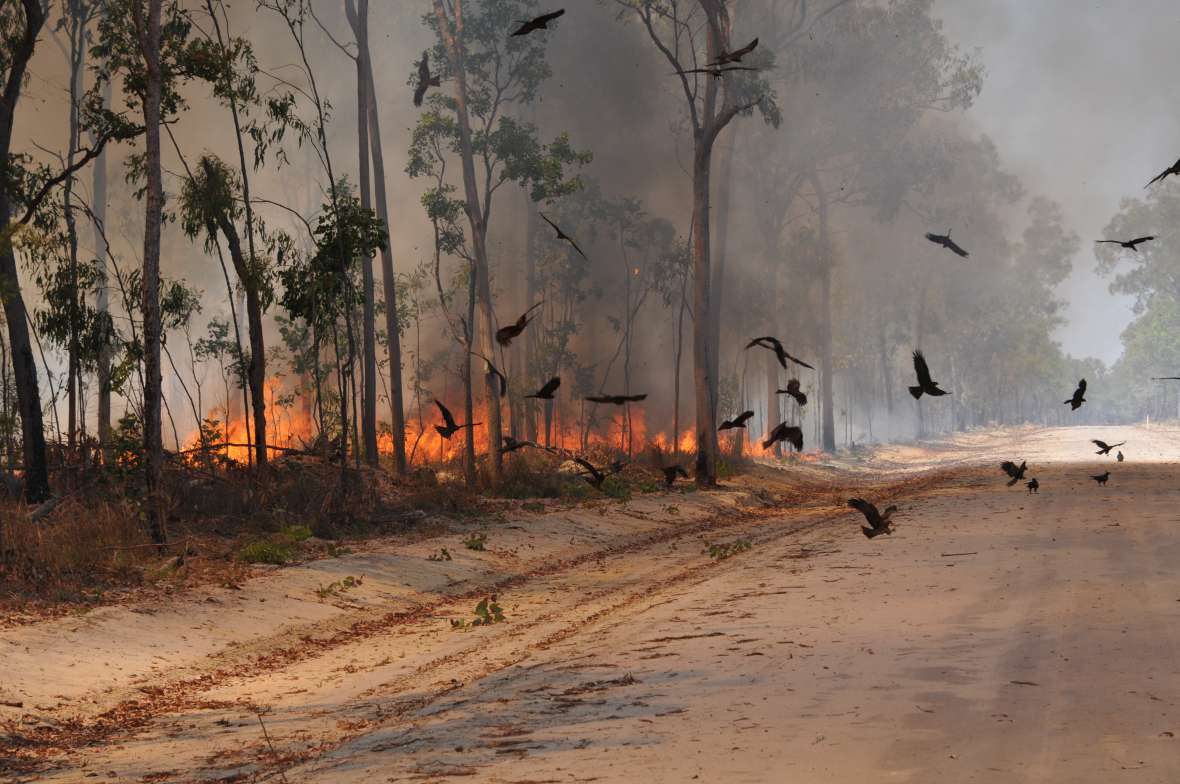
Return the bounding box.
[451,596,505,629]
[281,524,313,542]
[237,540,294,565]
[315,574,363,599]
[427,547,453,562]
[707,539,752,561]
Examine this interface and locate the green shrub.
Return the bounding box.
[237,540,294,565]
[281,524,313,542]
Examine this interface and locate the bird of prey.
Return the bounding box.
[502,436,536,453]
[746,336,814,370]
[414,51,441,107]
[662,465,689,487]
[1096,236,1155,252]
[674,66,760,79]
[510,8,564,36]
[585,393,647,406]
[1001,460,1027,487]
[1146,156,1180,188]
[908,351,949,399]
[471,352,507,396]
[719,410,755,430]
[1091,439,1125,456]
[1064,379,1086,410]
[572,457,624,490]
[1091,471,1110,486]
[924,229,969,258]
[434,399,479,440]
[1026,478,1039,494]
[1117,451,1124,462]
[709,37,758,66]
[539,213,587,259]
[847,498,897,539]
[525,376,561,399]
[777,378,807,407]
[762,423,803,452]
[495,302,543,347]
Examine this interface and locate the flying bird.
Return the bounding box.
[761,423,803,452]
[1026,478,1039,494]
[777,378,807,407]
[746,336,814,370]
[471,352,507,396]
[539,212,587,259]
[510,8,564,36]
[433,399,479,440]
[1001,460,1028,487]
[908,351,949,399]
[1151,377,1180,381]
[495,302,543,348]
[1091,439,1125,456]
[1096,236,1155,252]
[1091,471,1110,486]
[662,465,689,487]
[1064,379,1086,410]
[572,457,624,490]
[924,229,969,258]
[1145,156,1180,188]
[525,376,561,399]
[414,51,440,107]
[719,410,754,430]
[709,37,758,66]
[847,498,897,539]
[585,393,647,406]
[674,66,760,79]
[502,436,536,454]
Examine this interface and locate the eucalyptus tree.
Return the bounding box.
[418,0,589,482]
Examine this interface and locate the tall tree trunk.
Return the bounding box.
[433,0,502,482]
[810,171,836,453]
[765,348,780,457]
[522,202,539,442]
[352,13,378,467]
[708,124,738,412]
[691,141,719,484]
[139,0,165,542]
[92,80,113,454]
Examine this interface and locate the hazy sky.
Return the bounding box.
[936,0,1180,364]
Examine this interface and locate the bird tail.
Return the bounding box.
[1007,476,1018,487]
[760,437,773,450]
[908,385,924,400]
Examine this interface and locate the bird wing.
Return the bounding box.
[1091,439,1108,450]
[1153,377,1180,380]
[538,376,561,396]
[784,426,804,451]
[913,351,934,387]
[1130,236,1155,245]
[847,498,879,526]
[945,237,969,257]
[624,394,648,402]
[538,9,566,24]
[539,212,562,236]
[1111,441,1126,448]
[1078,378,1087,395]
[786,352,814,370]
[1146,168,1171,187]
[731,37,759,58]
[924,232,944,246]
[1095,240,1121,245]
[435,399,457,429]
[735,410,754,426]
[1001,460,1019,478]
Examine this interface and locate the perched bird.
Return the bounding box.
[496,302,543,347]
[1001,460,1028,487]
[572,457,624,490]
[1026,478,1039,494]
[433,399,479,440]
[585,393,647,406]
[1117,451,1124,462]
[709,37,758,66]
[472,352,507,396]
[414,51,440,107]
[1145,156,1180,188]
[762,423,803,452]
[1064,379,1086,410]
[510,8,564,36]
[502,436,535,453]
[847,498,897,539]
[674,66,759,79]
[1096,236,1155,252]
[662,465,689,487]
[924,229,969,258]
[1091,471,1110,486]
[525,376,561,399]
[1091,439,1125,456]
[908,351,949,399]
[719,411,755,430]
[777,378,807,407]
[539,213,587,259]
[746,336,814,370]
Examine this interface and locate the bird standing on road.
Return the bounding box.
[847,498,897,539]
[1065,379,1087,410]
[908,351,950,399]
[1026,478,1039,494]
[1091,471,1110,486]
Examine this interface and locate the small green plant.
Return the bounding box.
[463,532,487,551]
[281,524,314,542]
[315,574,364,600]
[326,542,352,558]
[451,596,505,629]
[427,547,453,562]
[237,540,295,565]
[707,539,752,561]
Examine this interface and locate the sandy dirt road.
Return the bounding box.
[4,425,1180,782]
